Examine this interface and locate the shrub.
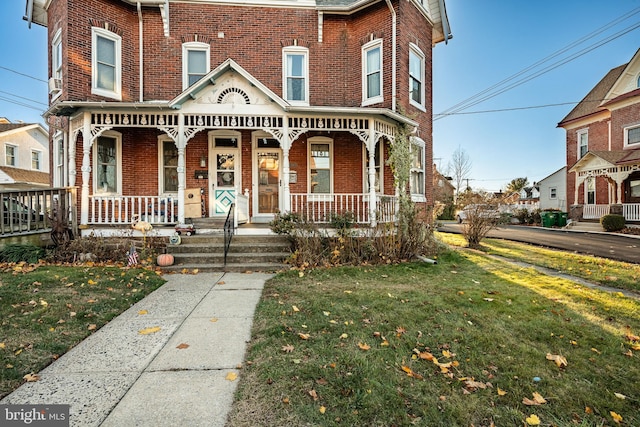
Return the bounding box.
[600,214,625,232]
[0,244,46,263]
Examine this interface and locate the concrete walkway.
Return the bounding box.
[1,272,271,427]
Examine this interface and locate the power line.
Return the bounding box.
[435,7,640,120]
[435,98,611,117]
[0,65,47,83]
[0,96,46,112]
[0,90,48,107]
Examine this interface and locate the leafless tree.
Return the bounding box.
[448,146,472,203]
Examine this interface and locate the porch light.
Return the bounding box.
[200,154,207,168]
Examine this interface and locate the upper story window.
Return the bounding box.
[159,139,179,193]
[283,47,309,105]
[50,29,62,97]
[577,129,588,159]
[5,144,16,167]
[550,187,557,199]
[93,132,122,194]
[410,137,426,201]
[182,42,210,89]
[362,40,383,106]
[31,150,41,170]
[308,137,333,194]
[624,124,640,148]
[91,27,121,100]
[409,44,425,110]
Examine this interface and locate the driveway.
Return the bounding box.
[437,223,640,264]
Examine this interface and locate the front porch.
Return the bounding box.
[579,203,640,222]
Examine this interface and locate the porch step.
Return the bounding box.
[161,234,291,273]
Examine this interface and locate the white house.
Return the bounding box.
[0,118,50,190]
[537,167,567,211]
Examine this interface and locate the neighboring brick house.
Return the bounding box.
[0,118,50,190]
[24,0,451,234]
[558,48,640,222]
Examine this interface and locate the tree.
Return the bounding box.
[448,146,472,204]
[505,177,529,194]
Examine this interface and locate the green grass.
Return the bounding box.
[0,263,165,398]
[227,250,640,426]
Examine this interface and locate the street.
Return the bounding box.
[437,223,640,264]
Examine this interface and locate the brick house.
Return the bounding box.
[558,48,640,222]
[25,0,451,235]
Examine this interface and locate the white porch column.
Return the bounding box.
[367,118,377,227]
[281,119,291,213]
[80,112,92,226]
[573,172,581,205]
[176,113,186,224]
[67,129,76,187]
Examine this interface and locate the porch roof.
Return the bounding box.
[569,149,640,173]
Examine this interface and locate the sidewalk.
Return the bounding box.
[1,272,272,427]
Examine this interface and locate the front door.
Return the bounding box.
[253,138,281,221]
[210,137,240,216]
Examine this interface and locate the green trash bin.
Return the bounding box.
[557,212,568,227]
[541,212,558,227]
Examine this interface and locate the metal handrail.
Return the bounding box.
[223,203,235,268]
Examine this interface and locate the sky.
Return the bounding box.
[433,0,640,192]
[1,1,639,193]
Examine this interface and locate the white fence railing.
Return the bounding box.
[623,203,640,221]
[89,195,176,225]
[582,204,611,220]
[290,193,397,224]
[0,188,77,236]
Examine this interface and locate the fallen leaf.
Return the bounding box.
[610,411,623,424]
[323,311,330,316]
[298,271,304,277]
[631,343,640,351]
[591,347,601,354]
[483,298,494,302]
[210,317,218,322]
[585,406,593,414]
[497,387,507,396]
[309,389,318,401]
[138,310,148,315]
[464,380,488,390]
[23,373,40,382]
[292,305,300,312]
[418,351,434,361]
[176,343,190,349]
[298,333,310,340]
[319,406,326,414]
[546,353,568,368]
[525,414,541,425]
[281,344,294,353]
[88,324,97,331]
[442,350,454,358]
[358,342,371,351]
[614,392,626,400]
[0,343,4,349]
[138,326,161,335]
[217,281,225,285]
[339,333,348,339]
[523,392,547,406]
[225,372,238,381]
[282,397,290,404]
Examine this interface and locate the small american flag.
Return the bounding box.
[127,245,139,266]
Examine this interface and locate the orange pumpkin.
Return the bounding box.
[157,253,174,266]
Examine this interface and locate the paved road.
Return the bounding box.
[437,223,640,264]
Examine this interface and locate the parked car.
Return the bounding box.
[2,197,44,227]
[456,204,501,223]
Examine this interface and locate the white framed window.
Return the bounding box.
[585,177,595,205]
[577,129,588,159]
[308,137,333,194]
[362,40,383,105]
[549,187,557,199]
[409,44,425,110]
[51,29,62,98]
[182,42,210,89]
[31,150,42,170]
[158,138,179,194]
[91,27,121,100]
[410,137,426,201]
[5,144,16,166]
[363,141,383,193]
[283,47,309,105]
[93,132,122,195]
[624,124,640,148]
[54,131,65,187]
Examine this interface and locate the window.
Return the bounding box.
[283,47,309,104]
[31,150,41,170]
[577,129,588,159]
[550,187,557,199]
[409,44,425,109]
[159,139,178,193]
[51,29,62,97]
[54,131,65,187]
[308,137,332,194]
[93,133,121,194]
[362,40,383,105]
[364,142,383,193]
[410,138,425,200]
[91,27,121,99]
[5,144,16,166]
[182,42,210,89]
[624,124,640,148]
[586,177,595,205]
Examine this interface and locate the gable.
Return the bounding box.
[605,48,640,101]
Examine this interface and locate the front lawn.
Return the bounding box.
[227,250,640,426]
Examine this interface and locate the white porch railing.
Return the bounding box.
[583,204,610,220]
[290,193,397,224]
[235,191,249,227]
[623,203,640,221]
[89,195,177,225]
